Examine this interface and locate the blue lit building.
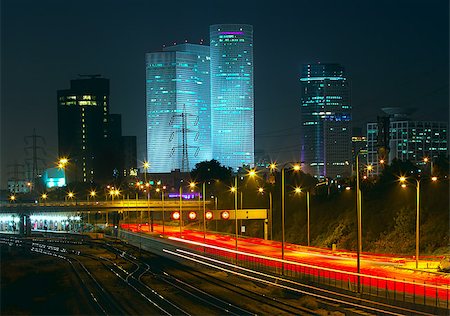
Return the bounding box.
[146,44,211,173]
[300,63,352,179]
[210,24,254,170]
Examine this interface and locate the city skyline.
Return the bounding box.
[1,0,448,188]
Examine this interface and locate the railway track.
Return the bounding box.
[2,233,446,315]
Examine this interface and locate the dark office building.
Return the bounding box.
[300,63,352,179]
[122,136,137,177]
[58,76,116,184]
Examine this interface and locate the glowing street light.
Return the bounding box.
[399,175,438,269]
[279,161,301,274]
[294,186,311,246]
[9,195,16,203]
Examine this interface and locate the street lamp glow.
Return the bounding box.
[367,164,373,171]
[67,192,74,199]
[294,187,302,194]
[189,182,196,188]
[90,190,96,197]
[114,189,120,196]
[379,159,385,164]
[293,164,301,171]
[10,195,16,201]
[269,163,277,172]
[230,186,236,193]
[431,176,438,182]
[401,183,407,189]
[143,161,150,170]
[423,157,429,163]
[41,193,47,199]
[248,169,256,177]
[155,188,160,193]
[399,176,407,183]
[258,187,264,193]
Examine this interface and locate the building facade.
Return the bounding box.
[210,24,254,170]
[146,44,211,173]
[57,76,110,184]
[299,63,352,179]
[367,108,448,174]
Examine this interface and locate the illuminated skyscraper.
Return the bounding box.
[210,24,254,170]
[300,63,352,179]
[146,44,211,173]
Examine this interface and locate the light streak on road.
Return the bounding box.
[163,248,429,316]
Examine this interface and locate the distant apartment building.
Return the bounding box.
[210,24,254,170]
[367,107,448,174]
[146,43,211,173]
[299,63,352,179]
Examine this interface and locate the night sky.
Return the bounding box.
[1,0,448,188]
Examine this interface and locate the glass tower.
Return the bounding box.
[210,24,254,170]
[146,44,211,173]
[300,63,352,179]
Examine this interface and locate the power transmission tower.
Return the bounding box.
[169,104,199,172]
[24,128,47,189]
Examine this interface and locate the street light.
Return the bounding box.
[88,190,96,201]
[9,195,16,203]
[41,193,48,205]
[294,187,311,246]
[156,185,166,234]
[66,191,75,203]
[278,162,301,274]
[190,181,207,250]
[399,175,438,269]
[355,153,363,293]
[258,187,272,240]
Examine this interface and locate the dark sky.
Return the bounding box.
[1,0,448,188]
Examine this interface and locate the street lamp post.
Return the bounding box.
[233,176,238,261]
[202,182,206,250]
[277,162,301,274]
[355,153,362,294]
[295,187,311,246]
[41,193,48,205]
[258,187,272,240]
[400,175,437,269]
[179,184,183,237]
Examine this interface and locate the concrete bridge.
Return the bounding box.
[0,199,268,237]
[1,199,207,213]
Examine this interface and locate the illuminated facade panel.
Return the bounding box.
[146,44,211,173]
[300,63,352,179]
[210,24,254,170]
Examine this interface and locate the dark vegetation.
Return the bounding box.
[191,158,449,256]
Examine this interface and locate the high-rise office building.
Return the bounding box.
[58,76,136,184]
[300,63,352,179]
[146,43,211,173]
[57,76,110,183]
[367,107,448,174]
[210,24,254,170]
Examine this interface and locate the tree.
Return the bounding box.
[190,159,233,183]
